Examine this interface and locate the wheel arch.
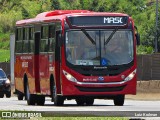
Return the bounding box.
[23,73,28,95]
[50,74,55,96]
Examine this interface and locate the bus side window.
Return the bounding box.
[40,25,48,53]
[28,27,34,53]
[23,28,29,53]
[49,24,55,53]
[15,28,23,53]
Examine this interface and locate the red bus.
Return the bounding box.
[14,10,140,106]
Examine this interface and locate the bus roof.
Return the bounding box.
[16,10,129,26]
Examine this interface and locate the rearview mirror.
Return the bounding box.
[135,33,140,46]
[134,26,140,46]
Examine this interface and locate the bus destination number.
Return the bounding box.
[104,17,123,24]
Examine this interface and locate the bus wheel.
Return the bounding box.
[18,93,23,100]
[26,84,35,105]
[53,87,64,106]
[36,95,45,106]
[76,98,85,106]
[0,94,4,98]
[113,95,125,106]
[85,98,94,106]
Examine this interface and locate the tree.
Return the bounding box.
[22,7,29,19]
[52,0,60,10]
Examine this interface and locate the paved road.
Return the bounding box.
[1,96,160,111]
[0,96,160,118]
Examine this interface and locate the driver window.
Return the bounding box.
[66,31,78,61]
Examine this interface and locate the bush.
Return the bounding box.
[0,11,22,33]
[137,45,154,54]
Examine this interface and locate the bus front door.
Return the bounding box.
[54,30,62,95]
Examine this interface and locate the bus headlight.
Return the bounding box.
[124,69,136,82]
[63,70,77,82]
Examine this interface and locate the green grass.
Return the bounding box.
[0,49,10,62]
[0,111,129,120]
[32,117,128,120]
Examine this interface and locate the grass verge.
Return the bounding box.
[0,49,10,62]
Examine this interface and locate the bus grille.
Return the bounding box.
[75,85,126,92]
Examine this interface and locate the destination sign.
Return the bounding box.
[67,16,128,27]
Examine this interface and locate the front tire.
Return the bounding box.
[85,98,94,106]
[113,95,125,106]
[76,98,85,106]
[18,93,23,100]
[53,86,64,106]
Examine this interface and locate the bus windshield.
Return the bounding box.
[65,30,133,66]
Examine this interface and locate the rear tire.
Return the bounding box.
[18,93,23,100]
[50,77,55,102]
[36,95,45,106]
[26,83,35,105]
[113,95,125,106]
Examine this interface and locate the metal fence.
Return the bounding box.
[0,62,10,76]
[137,53,160,80]
[1,54,160,80]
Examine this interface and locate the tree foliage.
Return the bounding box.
[0,0,159,54]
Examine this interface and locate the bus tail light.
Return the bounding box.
[124,69,136,82]
[63,70,77,82]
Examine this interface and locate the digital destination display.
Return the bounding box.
[67,16,128,27]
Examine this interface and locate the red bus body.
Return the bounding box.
[14,10,137,106]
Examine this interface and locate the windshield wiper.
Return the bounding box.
[104,28,118,45]
[81,29,96,45]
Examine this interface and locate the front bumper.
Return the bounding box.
[62,77,136,96]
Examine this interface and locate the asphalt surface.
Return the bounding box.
[0,96,160,118]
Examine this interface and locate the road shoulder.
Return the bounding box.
[126,80,160,100]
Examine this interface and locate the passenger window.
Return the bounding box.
[49,25,55,52]
[28,27,34,53]
[40,25,48,53]
[15,28,23,53]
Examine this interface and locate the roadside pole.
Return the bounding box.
[10,34,15,84]
[155,0,158,52]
